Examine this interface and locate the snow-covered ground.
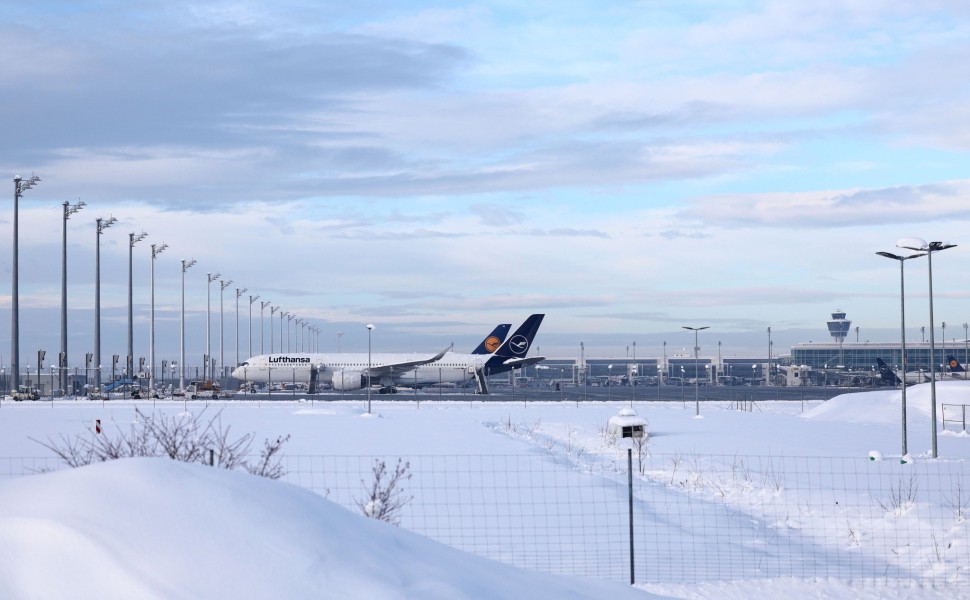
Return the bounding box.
[0,381,968,599]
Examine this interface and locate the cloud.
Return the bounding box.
[678,180,970,228]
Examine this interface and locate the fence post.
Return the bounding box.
[628,447,635,585]
[963,404,966,432]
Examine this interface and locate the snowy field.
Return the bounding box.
[1,382,970,599]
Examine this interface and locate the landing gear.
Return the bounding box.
[377,386,398,394]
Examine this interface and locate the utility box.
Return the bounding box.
[608,408,648,439]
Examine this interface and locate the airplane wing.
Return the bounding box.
[500,356,546,369]
[364,345,452,378]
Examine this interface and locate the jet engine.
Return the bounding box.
[331,370,365,391]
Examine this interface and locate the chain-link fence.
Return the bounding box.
[4,452,969,587]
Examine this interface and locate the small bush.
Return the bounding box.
[355,458,413,525]
[32,408,290,479]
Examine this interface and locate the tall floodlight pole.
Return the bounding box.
[205,272,220,381]
[270,306,279,353]
[248,294,259,357]
[877,249,924,460]
[11,174,40,392]
[766,327,772,386]
[127,231,148,382]
[60,198,84,393]
[287,313,294,352]
[367,323,374,413]
[682,326,710,416]
[94,216,118,393]
[279,310,287,353]
[218,278,232,380]
[149,242,168,396]
[179,259,197,393]
[897,237,956,459]
[337,332,344,353]
[235,287,247,367]
[260,301,271,354]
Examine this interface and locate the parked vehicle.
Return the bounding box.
[11,385,40,401]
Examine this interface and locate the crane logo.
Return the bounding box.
[508,335,529,355]
[485,336,502,353]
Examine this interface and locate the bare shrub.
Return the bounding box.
[31,408,289,479]
[876,473,920,514]
[944,477,970,522]
[356,458,413,525]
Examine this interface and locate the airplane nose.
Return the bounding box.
[231,366,243,379]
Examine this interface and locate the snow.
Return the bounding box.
[0,382,968,599]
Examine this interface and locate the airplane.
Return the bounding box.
[945,355,968,379]
[231,315,544,394]
[876,358,929,386]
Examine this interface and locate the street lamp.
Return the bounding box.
[149,242,168,397]
[10,174,40,393]
[248,294,259,357]
[259,300,271,354]
[270,306,279,353]
[180,259,197,393]
[287,313,294,352]
[128,231,148,383]
[607,364,613,402]
[94,216,118,393]
[60,198,84,394]
[205,272,221,382]
[235,287,247,367]
[367,323,375,413]
[897,237,956,458]
[219,278,232,380]
[766,327,772,387]
[877,249,924,458]
[279,310,287,353]
[683,326,710,416]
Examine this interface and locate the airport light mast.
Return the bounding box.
[219,278,232,380]
[682,326,709,416]
[11,174,40,392]
[897,238,956,458]
[235,287,247,368]
[60,198,84,394]
[205,272,221,382]
[149,242,168,398]
[877,249,924,460]
[179,259,196,393]
[260,301,271,354]
[94,216,118,393]
[128,231,148,383]
[248,294,260,357]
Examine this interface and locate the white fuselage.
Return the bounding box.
[232,352,495,388]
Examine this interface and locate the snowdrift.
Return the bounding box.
[0,458,657,599]
[803,379,970,424]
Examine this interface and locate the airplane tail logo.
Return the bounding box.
[947,355,965,373]
[876,358,901,385]
[485,336,502,353]
[471,324,511,355]
[486,314,545,367]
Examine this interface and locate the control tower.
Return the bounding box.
[827,310,851,344]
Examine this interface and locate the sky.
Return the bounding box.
[3,1,970,365]
[1,384,969,598]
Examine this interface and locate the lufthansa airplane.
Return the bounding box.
[231,316,543,394]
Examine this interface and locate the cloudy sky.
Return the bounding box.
[3,1,970,366]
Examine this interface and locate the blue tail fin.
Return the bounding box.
[947,355,965,373]
[471,324,511,354]
[484,314,544,371]
[876,358,901,385]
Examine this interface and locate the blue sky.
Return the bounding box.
[2,1,970,364]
